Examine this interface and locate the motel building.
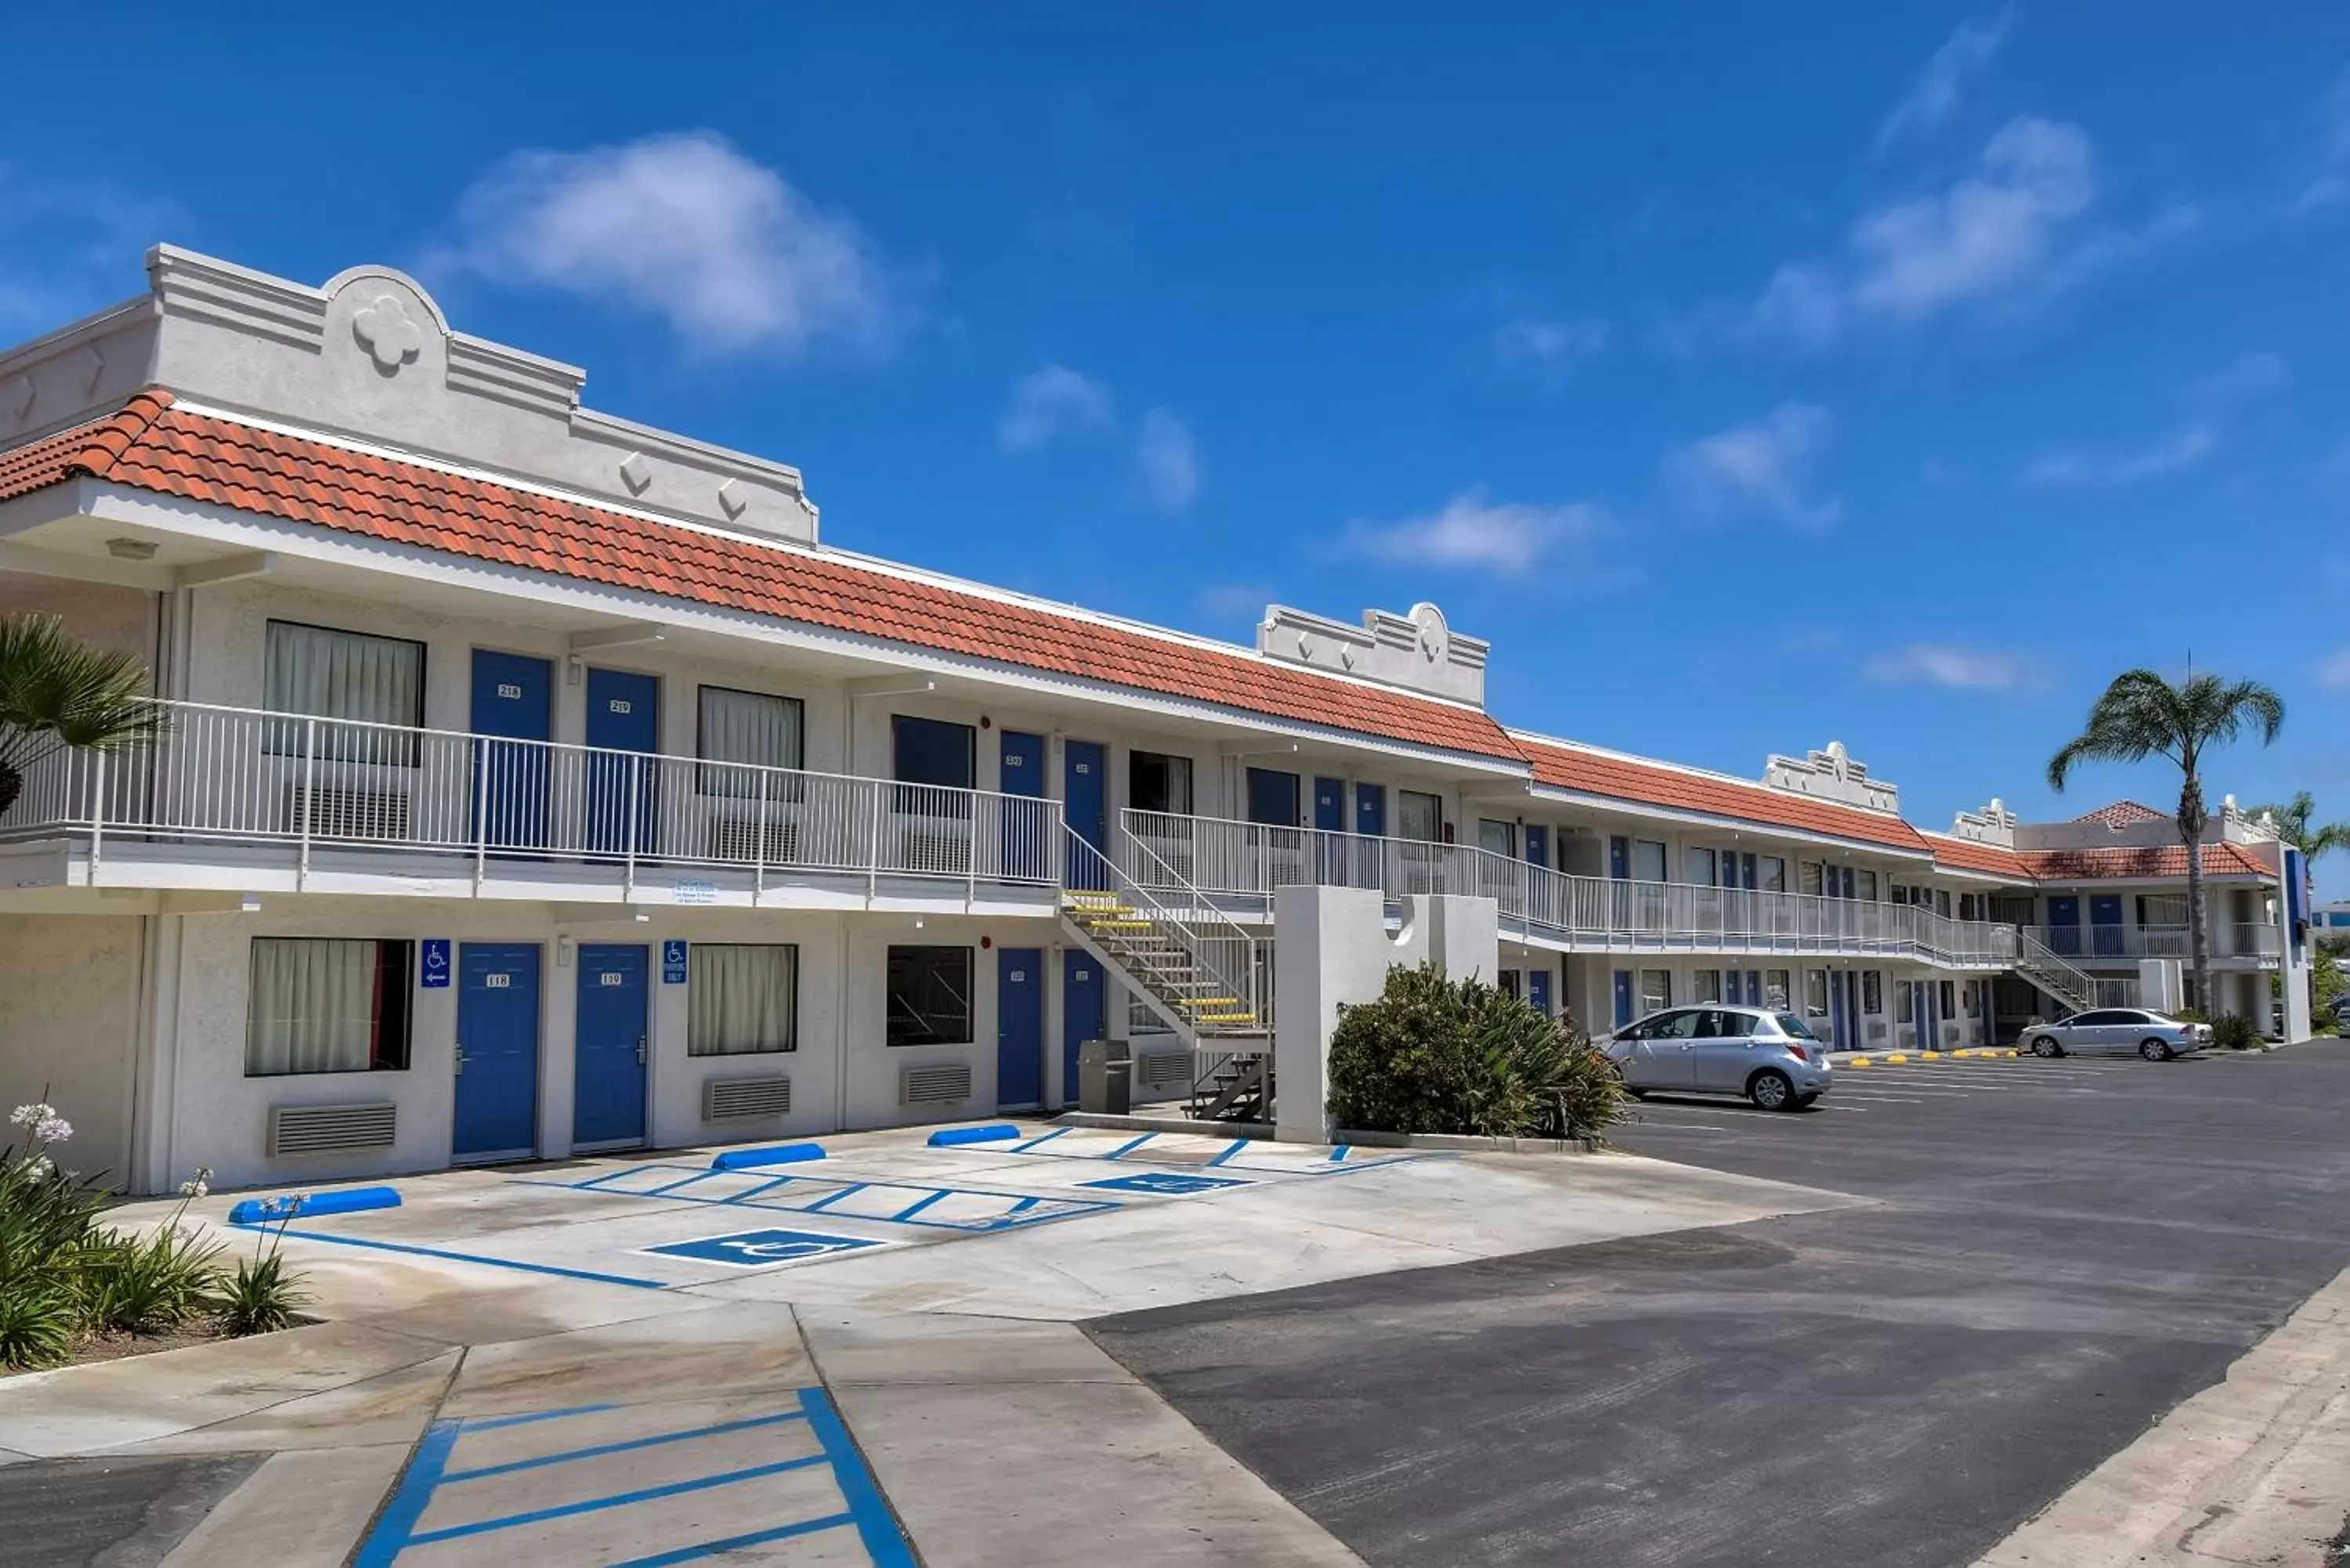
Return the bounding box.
[0,249,2315,1194]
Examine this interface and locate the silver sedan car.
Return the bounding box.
[1602,1005,1833,1110]
[2019,1008,2211,1060]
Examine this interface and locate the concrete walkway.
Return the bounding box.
[0,1129,1845,1565]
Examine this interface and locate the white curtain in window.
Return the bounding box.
[1398,791,1441,843]
[689,944,797,1055]
[700,688,803,771]
[266,623,422,727]
[247,938,376,1074]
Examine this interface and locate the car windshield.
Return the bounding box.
[1773,1013,1817,1041]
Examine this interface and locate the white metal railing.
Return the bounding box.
[2026,922,2282,961]
[0,699,1063,894]
[1123,808,2019,968]
[2012,929,2099,1013]
[1065,829,1272,1039]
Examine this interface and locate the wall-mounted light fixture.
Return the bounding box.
[107,537,157,561]
[557,935,575,966]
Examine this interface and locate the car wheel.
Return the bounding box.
[2030,1035,2063,1057]
[1748,1068,1795,1111]
[2138,1038,2173,1061]
[1792,1093,1820,1109]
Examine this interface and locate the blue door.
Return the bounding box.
[1313,778,1345,832]
[1724,970,1744,1006]
[999,731,1047,881]
[470,650,552,851]
[1524,825,1549,869]
[1065,739,1107,888]
[1354,782,1385,837]
[1528,970,1553,1017]
[574,944,647,1148]
[455,943,540,1162]
[584,668,660,857]
[996,948,1043,1110]
[2090,894,2124,959]
[1062,952,1104,1107]
[1613,969,1634,1028]
[1828,970,1849,1050]
[2048,895,2081,956]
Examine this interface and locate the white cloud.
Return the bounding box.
[2185,352,2287,406]
[1665,403,1841,529]
[1864,643,2041,692]
[2293,67,2350,215]
[999,364,1113,453]
[442,132,898,356]
[2318,649,2350,692]
[2022,425,2214,488]
[1491,316,1609,376]
[1136,410,1200,512]
[1874,10,2013,156]
[1753,117,2124,346]
[1343,490,1608,572]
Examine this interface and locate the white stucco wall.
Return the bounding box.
[0,914,146,1187]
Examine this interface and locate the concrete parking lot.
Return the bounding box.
[1092,1042,2350,1568]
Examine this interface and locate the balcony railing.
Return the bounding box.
[2027,922,2282,961]
[1124,809,2019,967]
[0,699,1064,895]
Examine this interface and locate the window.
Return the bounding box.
[697,687,803,796]
[1862,970,1882,1014]
[1856,869,1878,901]
[1631,840,1668,883]
[1685,847,1717,887]
[1804,969,1829,1015]
[1759,857,1787,893]
[1718,1010,1759,1037]
[1963,982,1979,1017]
[1646,1009,1703,1039]
[2138,893,2188,928]
[1693,969,1723,1003]
[1936,890,1952,918]
[887,945,973,1046]
[1247,768,1302,827]
[1764,969,1791,1009]
[245,938,412,1075]
[1130,751,1194,816]
[1799,861,1824,896]
[1398,789,1442,842]
[1776,1012,1819,1041]
[1939,980,1957,1018]
[264,621,424,761]
[1898,983,1914,1023]
[1479,819,1516,857]
[892,715,975,789]
[1499,970,1522,1000]
[687,945,797,1055]
[1640,969,1672,1014]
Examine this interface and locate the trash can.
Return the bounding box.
[1077,1037,1131,1115]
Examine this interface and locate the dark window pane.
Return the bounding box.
[1246,768,1300,826]
[887,945,973,1046]
[892,716,975,789]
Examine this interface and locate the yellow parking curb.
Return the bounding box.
[1920,1050,1942,1060]
[1846,1056,1871,1067]
[1883,1053,1909,1064]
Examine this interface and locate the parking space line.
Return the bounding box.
[799,1182,871,1212]
[1105,1133,1159,1159]
[888,1190,953,1223]
[1207,1140,1250,1166]
[513,1165,1123,1234]
[248,1222,669,1290]
[439,1410,812,1484]
[407,1455,830,1546]
[610,1513,859,1568]
[1008,1126,1072,1153]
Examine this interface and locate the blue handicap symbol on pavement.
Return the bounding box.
[420,939,451,988]
[1080,1172,1251,1195]
[645,1227,883,1266]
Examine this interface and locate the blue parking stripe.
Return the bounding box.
[246,1223,667,1289]
[461,1404,619,1434]
[439,1410,812,1483]
[801,1387,919,1567]
[352,1418,463,1568]
[1328,1144,1351,1162]
[799,1182,870,1212]
[1009,1126,1071,1153]
[645,1170,726,1197]
[609,1514,859,1568]
[889,1190,952,1223]
[1008,1196,1041,1212]
[1206,1140,1249,1166]
[1104,1133,1157,1159]
[728,1174,803,1202]
[405,1455,827,1545]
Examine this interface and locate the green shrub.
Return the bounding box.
[215,1248,309,1336]
[2208,1011,2259,1050]
[81,1224,224,1335]
[1326,962,1628,1141]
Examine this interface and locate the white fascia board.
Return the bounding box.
[1525,782,1937,861]
[78,479,1532,779]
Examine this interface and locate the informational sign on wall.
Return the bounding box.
[662,940,689,985]
[421,939,451,988]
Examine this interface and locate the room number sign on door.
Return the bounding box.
[485,973,512,989]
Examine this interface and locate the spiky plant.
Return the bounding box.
[0,614,159,818]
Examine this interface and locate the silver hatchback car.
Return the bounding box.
[1602,1005,1833,1110]
[2019,1008,2210,1060]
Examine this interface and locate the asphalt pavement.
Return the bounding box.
[1088,1041,2350,1568]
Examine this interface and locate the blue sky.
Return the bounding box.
[9,5,2350,883]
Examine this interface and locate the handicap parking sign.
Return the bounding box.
[662,940,688,985]
[420,939,451,988]
[1081,1172,1250,1196]
[642,1227,882,1266]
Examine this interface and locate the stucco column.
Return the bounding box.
[1272,885,1390,1143]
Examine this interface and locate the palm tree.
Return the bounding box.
[0,614,159,818]
[2247,790,2350,863]
[2048,670,2285,1016]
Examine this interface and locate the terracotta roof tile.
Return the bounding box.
[1922,834,2034,878]
[13,392,1522,763]
[2070,800,2169,829]
[2019,843,2275,881]
[1517,734,1931,854]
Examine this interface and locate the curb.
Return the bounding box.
[1054,1111,1274,1139]
[1335,1128,1602,1154]
[1838,1048,2020,1068]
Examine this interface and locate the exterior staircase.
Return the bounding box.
[1059,830,1274,1121]
[2012,928,2098,1016]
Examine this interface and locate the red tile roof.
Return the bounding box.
[1516,734,1932,854]
[1922,834,2034,879]
[2070,800,2168,829]
[2019,843,2275,881]
[5,392,1522,762]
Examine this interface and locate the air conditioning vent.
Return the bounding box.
[703,1073,790,1121]
[707,816,800,865]
[284,783,410,841]
[1867,1021,1888,1042]
[267,1102,396,1157]
[1135,1051,1194,1089]
[900,1063,973,1106]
